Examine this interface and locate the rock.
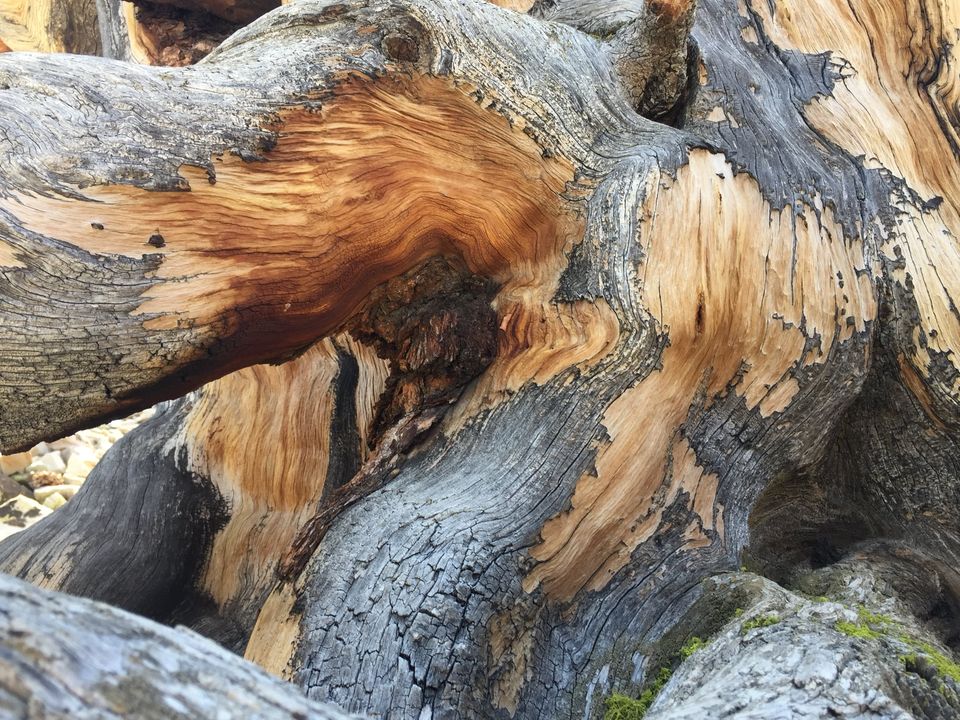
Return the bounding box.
[0,496,51,541]
[0,473,29,501]
[0,452,33,475]
[27,452,66,475]
[63,449,98,484]
[50,439,87,462]
[42,492,67,510]
[34,485,78,503]
[29,442,51,456]
[27,470,65,489]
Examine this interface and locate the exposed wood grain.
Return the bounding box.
[2,0,960,718]
[0,0,99,53]
[0,50,579,451]
[0,573,357,720]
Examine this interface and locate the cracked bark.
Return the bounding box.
[0,0,959,717]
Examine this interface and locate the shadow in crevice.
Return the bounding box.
[743,337,960,652]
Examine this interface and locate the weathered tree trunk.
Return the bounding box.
[0,572,356,719]
[1,0,959,717]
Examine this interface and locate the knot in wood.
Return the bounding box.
[381,32,421,63]
[347,257,499,445]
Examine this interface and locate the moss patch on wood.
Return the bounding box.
[741,613,780,633]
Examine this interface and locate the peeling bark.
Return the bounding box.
[0,0,959,717]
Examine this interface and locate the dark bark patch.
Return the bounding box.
[346,256,500,448]
[382,32,420,63]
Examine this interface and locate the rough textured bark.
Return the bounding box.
[0,572,357,719]
[0,0,959,718]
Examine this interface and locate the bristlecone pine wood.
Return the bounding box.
[1,0,960,717]
[0,0,99,53]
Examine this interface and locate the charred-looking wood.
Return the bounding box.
[129,0,280,24]
[0,401,229,622]
[347,257,499,448]
[279,258,500,582]
[1,0,960,717]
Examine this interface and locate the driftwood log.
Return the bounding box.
[1,0,960,717]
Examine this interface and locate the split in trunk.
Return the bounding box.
[0,0,959,717]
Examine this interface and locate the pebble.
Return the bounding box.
[63,450,98,484]
[27,452,66,475]
[0,408,154,538]
[42,492,67,510]
[34,485,78,503]
[0,453,31,475]
[0,496,51,542]
[0,473,29,501]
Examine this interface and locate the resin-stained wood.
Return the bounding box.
[1,0,959,717]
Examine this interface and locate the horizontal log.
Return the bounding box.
[0,571,357,719]
[0,2,598,450]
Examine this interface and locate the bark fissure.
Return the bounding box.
[0,0,959,717]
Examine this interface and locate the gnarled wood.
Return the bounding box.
[1,0,959,717]
[0,572,356,719]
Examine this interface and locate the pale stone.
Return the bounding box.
[0,452,32,475]
[63,450,98,484]
[34,485,78,503]
[27,452,66,475]
[0,495,51,541]
[27,471,65,489]
[29,442,50,456]
[42,492,67,510]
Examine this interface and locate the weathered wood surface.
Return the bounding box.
[645,562,960,720]
[0,572,358,719]
[0,0,958,717]
[96,0,257,65]
[0,0,100,53]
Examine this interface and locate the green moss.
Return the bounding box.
[913,643,960,683]
[857,607,895,627]
[680,637,705,659]
[741,613,780,633]
[603,693,649,720]
[601,578,763,719]
[835,619,882,640]
[603,667,673,719]
[834,605,896,641]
